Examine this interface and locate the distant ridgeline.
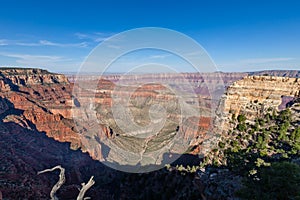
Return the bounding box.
[249,70,300,78]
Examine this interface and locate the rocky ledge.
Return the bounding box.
[216,75,300,132]
[0,68,68,92]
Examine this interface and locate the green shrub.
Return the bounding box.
[218,141,225,149]
[237,114,247,123]
[258,118,265,126]
[237,123,247,132]
[277,109,291,122]
[237,162,300,200]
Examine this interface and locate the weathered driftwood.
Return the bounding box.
[37,165,66,200]
[77,176,95,200]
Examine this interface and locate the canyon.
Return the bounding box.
[1,68,300,164]
[1,67,300,198]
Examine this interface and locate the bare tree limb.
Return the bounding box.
[76,176,95,200]
[37,165,66,200]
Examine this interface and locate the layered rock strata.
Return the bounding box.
[215,76,300,135]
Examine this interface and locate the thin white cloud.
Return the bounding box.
[0,52,70,66]
[41,40,88,48]
[95,37,110,42]
[16,40,88,48]
[94,32,111,35]
[15,42,40,46]
[75,32,113,42]
[241,57,295,64]
[150,52,204,60]
[74,33,88,39]
[0,39,9,46]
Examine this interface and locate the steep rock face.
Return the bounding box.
[218,76,300,128]
[0,68,81,150]
[0,68,68,87]
[0,68,73,118]
[225,76,300,114]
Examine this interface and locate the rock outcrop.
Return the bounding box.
[215,75,300,134]
[0,68,68,87]
[0,68,81,150]
[223,76,300,116]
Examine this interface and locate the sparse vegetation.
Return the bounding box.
[237,162,300,200]
[237,114,246,123]
[200,103,300,199]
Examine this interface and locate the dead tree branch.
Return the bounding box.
[37,165,66,200]
[76,176,95,200]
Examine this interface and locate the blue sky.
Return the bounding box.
[0,0,299,73]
